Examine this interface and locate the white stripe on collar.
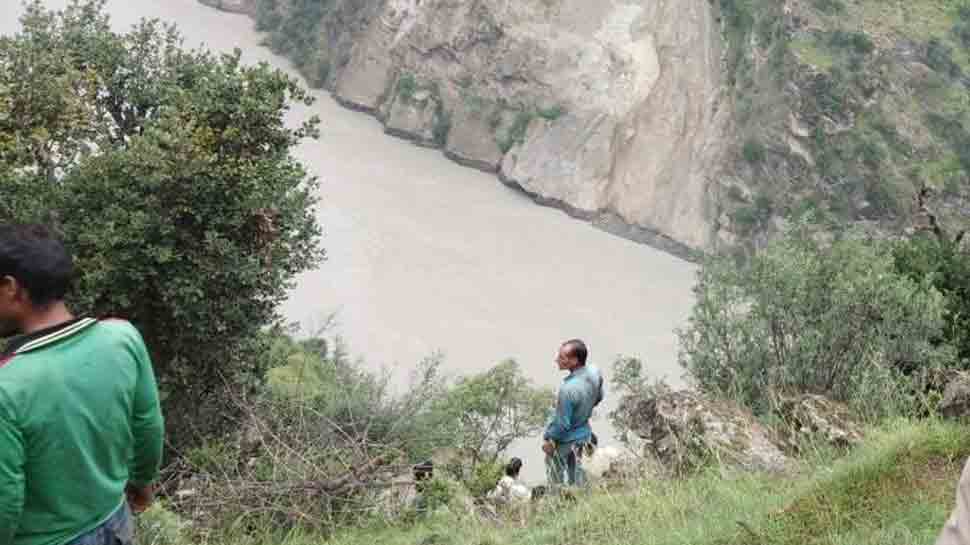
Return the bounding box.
[16,318,99,355]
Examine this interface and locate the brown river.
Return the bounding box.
[1,0,697,480]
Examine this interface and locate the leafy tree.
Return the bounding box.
[431,360,554,465]
[680,225,953,420]
[894,235,970,367]
[0,1,323,446]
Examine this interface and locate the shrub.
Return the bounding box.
[814,0,847,15]
[497,110,535,153]
[743,138,767,164]
[398,73,418,101]
[828,30,875,56]
[894,235,970,367]
[429,360,553,465]
[537,105,564,121]
[926,38,963,79]
[433,101,452,147]
[680,226,953,420]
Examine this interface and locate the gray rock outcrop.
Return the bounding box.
[940,371,970,420]
[777,394,865,451]
[614,389,790,475]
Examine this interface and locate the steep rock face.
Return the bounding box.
[242,0,733,258]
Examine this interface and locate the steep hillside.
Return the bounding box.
[201,0,970,257]
[721,0,970,253]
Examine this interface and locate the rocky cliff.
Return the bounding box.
[202,0,970,257]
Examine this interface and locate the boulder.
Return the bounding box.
[777,394,864,451]
[940,371,970,419]
[614,389,790,475]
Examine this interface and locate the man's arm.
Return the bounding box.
[543,387,575,442]
[0,403,25,542]
[127,328,164,488]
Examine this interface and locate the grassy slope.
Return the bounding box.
[159,420,970,545]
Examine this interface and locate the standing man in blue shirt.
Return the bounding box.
[542,339,604,489]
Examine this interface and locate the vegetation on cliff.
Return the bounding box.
[721,0,970,251]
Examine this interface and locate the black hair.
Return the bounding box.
[0,225,74,306]
[562,339,588,365]
[505,457,523,478]
[413,460,434,481]
[531,485,547,501]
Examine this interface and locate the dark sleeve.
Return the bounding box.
[127,327,165,487]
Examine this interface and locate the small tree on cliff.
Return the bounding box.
[0,0,323,446]
[680,223,953,420]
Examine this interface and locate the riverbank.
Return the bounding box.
[194,0,716,263]
[140,418,968,545]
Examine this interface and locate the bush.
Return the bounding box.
[828,30,874,56]
[926,38,963,79]
[433,101,452,148]
[814,0,846,15]
[537,105,564,121]
[743,138,767,164]
[894,235,970,367]
[398,73,418,101]
[497,111,535,153]
[680,226,953,420]
[169,335,462,532]
[136,504,190,545]
[429,360,553,465]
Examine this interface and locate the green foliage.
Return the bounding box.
[894,234,970,366]
[0,1,323,447]
[927,38,963,78]
[537,105,564,121]
[680,226,953,420]
[497,110,535,153]
[430,360,553,464]
[827,30,875,56]
[465,460,505,499]
[257,0,331,76]
[742,138,767,163]
[433,101,452,148]
[136,503,190,545]
[397,73,418,101]
[814,0,846,15]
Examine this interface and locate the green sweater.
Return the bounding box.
[0,318,164,545]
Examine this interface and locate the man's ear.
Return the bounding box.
[0,275,21,303]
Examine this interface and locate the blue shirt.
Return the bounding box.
[543,365,604,444]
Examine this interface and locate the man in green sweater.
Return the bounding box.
[0,225,165,545]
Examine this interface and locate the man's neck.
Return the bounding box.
[19,302,75,335]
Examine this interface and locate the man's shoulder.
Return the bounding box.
[94,318,142,341]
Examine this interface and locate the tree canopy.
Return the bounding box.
[0,0,323,445]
